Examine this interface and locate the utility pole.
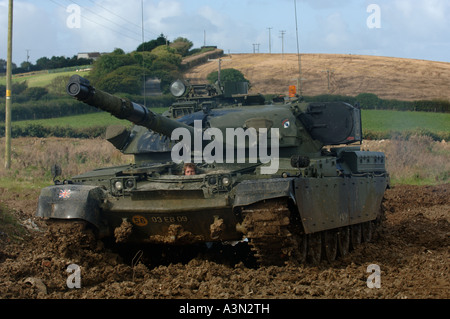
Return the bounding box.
[208,57,232,87]
[26,49,30,71]
[267,27,272,54]
[279,30,286,57]
[321,69,335,92]
[252,43,260,53]
[5,0,13,169]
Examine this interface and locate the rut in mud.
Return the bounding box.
[0,184,449,299]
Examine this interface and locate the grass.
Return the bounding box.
[363,136,449,185]
[1,69,91,88]
[12,108,168,129]
[362,109,450,134]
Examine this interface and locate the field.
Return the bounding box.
[0,69,91,88]
[361,109,450,139]
[184,53,450,101]
[11,108,166,129]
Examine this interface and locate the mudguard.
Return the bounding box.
[36,184,105,229]
[232,178,295,207]
[294,175,388,233]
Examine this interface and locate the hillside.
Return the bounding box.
[183,53,450,101]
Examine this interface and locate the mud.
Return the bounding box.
[0,184,449,300]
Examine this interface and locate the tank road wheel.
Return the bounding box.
[295,233,308,264]
[361,221,373,243]
[322,230,338,262]
[337,226,350,257]
[307,232,322,265]
[350,224,362,249]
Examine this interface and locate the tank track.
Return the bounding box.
[239,199,302,266]
[240,198,384,266]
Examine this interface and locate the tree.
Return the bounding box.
[150,45,182,66]
[356,93,380,109]
[136,34,168,52]
[207,68,250,86]
[170,37,193,57]
[95,65,145,95]
[88,48,137,84]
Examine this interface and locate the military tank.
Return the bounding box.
[36,74,389,266]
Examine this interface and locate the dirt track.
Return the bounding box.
[0,184,448,300]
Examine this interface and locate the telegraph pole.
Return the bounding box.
[321,69,335,92]
[208,57,232,87]
[5,0,13,169]
[279,30,286,57]
[267,27,272,54]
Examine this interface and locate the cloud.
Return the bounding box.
[1,0,449,65]
[374,0,450,61]
[0,1,59,64]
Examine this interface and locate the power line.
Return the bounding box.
[87,0,159,38]
[49,0,148,43]
[67,0,145,41]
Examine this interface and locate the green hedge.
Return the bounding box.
[0,94,175,122]
[301,93,450,113]
[1,123,448,141]
[0,124,106,139]
[0,98,97,121]
[363,128,450,142]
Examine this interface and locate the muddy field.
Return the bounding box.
[0,183,448,303]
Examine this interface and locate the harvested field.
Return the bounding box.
[184,53,450,101]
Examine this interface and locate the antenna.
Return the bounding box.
[294,0,303,96]
[141,0,146,106]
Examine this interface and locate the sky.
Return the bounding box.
[0,0,449,66]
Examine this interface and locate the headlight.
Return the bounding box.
[222,176,230,187]
[170,80,186,97]
[114,181,123,191]
[208,176,217,185]
[125,179,134,189]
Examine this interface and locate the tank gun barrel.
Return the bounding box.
[66,75,194,137]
